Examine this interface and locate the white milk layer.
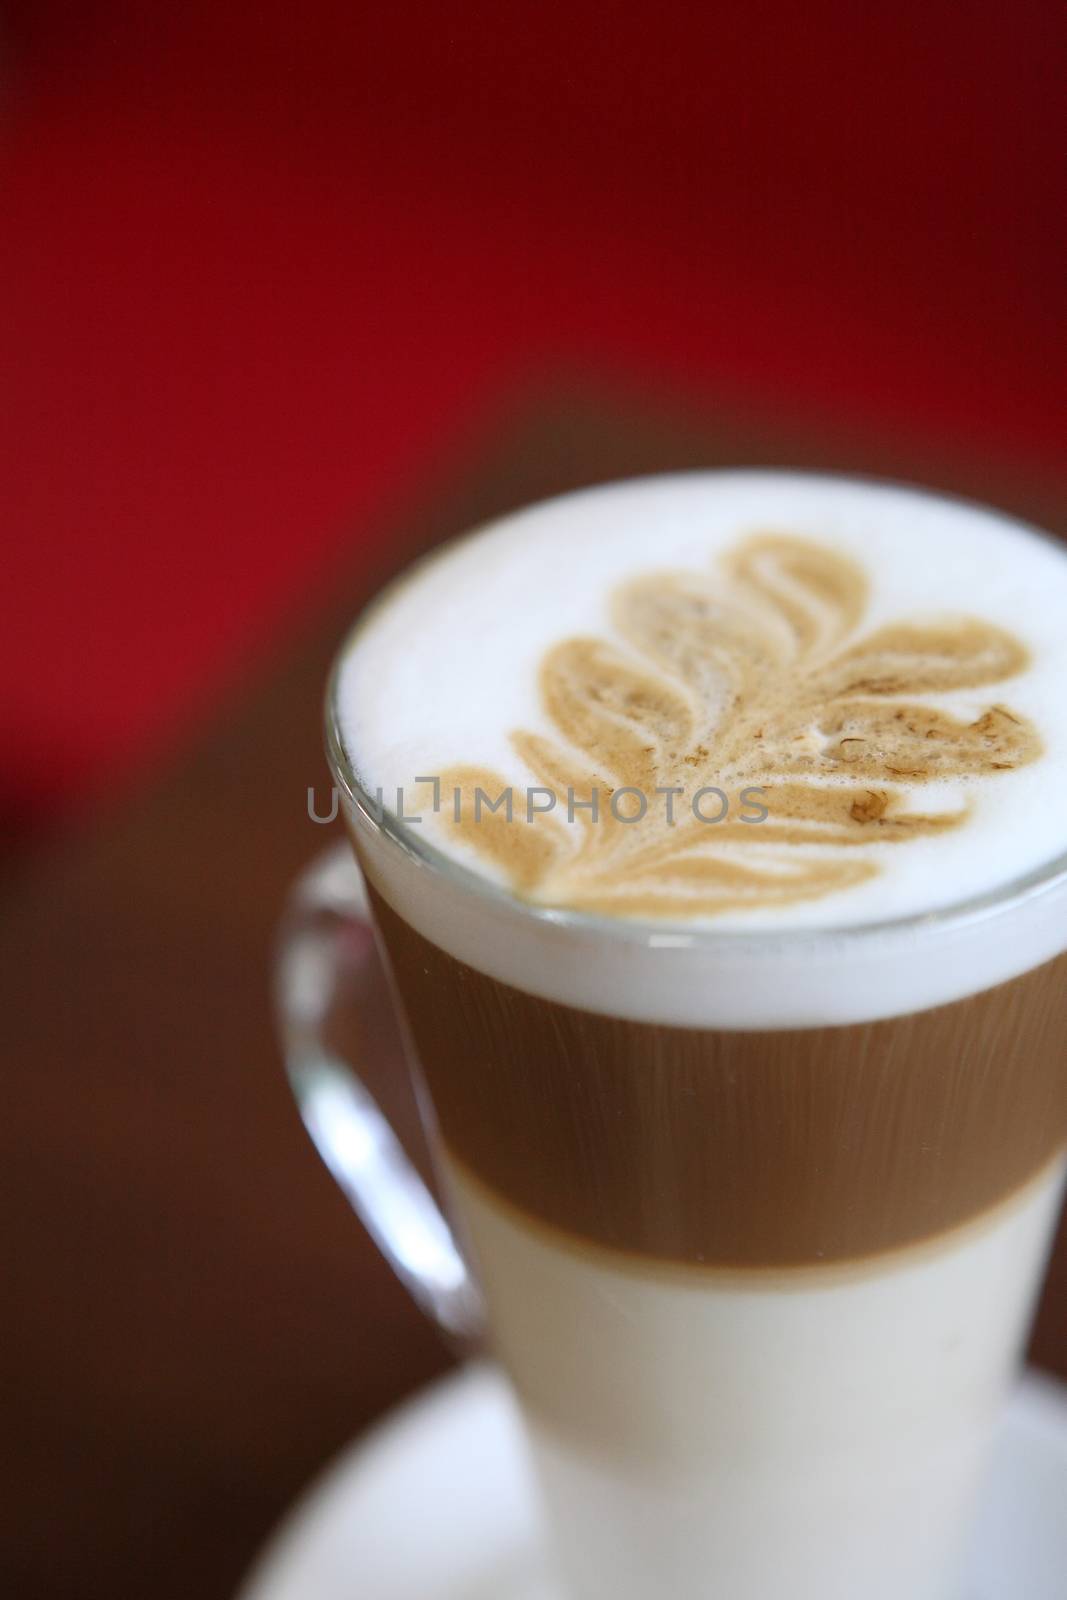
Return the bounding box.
[448,1156,1067,1600]
[337,473,1067,1026]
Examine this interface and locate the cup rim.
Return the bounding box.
[324,467,1067,954]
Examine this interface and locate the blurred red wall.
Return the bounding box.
[2,1,1064,834]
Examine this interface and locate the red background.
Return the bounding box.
[2,14,1065,1599]
[2,1,1065,837]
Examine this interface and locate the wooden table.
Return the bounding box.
[5,382,1065,1600]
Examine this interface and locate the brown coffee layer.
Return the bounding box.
[370,889,1067,1268]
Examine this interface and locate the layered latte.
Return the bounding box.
[331,474,1067,1600]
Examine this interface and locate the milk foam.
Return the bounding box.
[334,474,1067,1023]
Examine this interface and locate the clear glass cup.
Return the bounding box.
[276,480,1067,1600]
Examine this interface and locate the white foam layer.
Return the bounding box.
[335,474,1067,1024]
[337,474,1067,922]
[449,1156,1066,1600]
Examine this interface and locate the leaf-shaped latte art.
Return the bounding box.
[724,535,867,657]
[612,571,777,715]
[429,534,1042,918]
[817,621,1030,698]
[559,853,877,918]
[540,637,695,790]
[432,766,570,890]
[815,702,1040,780]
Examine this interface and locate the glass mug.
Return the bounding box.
[275,483,1067,1600]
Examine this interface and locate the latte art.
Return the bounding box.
[337,472,1067,934]
[432,535,1040,915]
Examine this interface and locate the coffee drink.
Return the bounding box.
[328,475,1067,1599]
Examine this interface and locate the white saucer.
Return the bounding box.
[238,1363,1067,1600]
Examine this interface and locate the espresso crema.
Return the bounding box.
[331,474,1067,1600]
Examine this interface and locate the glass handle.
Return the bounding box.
[275,844,484,1342]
